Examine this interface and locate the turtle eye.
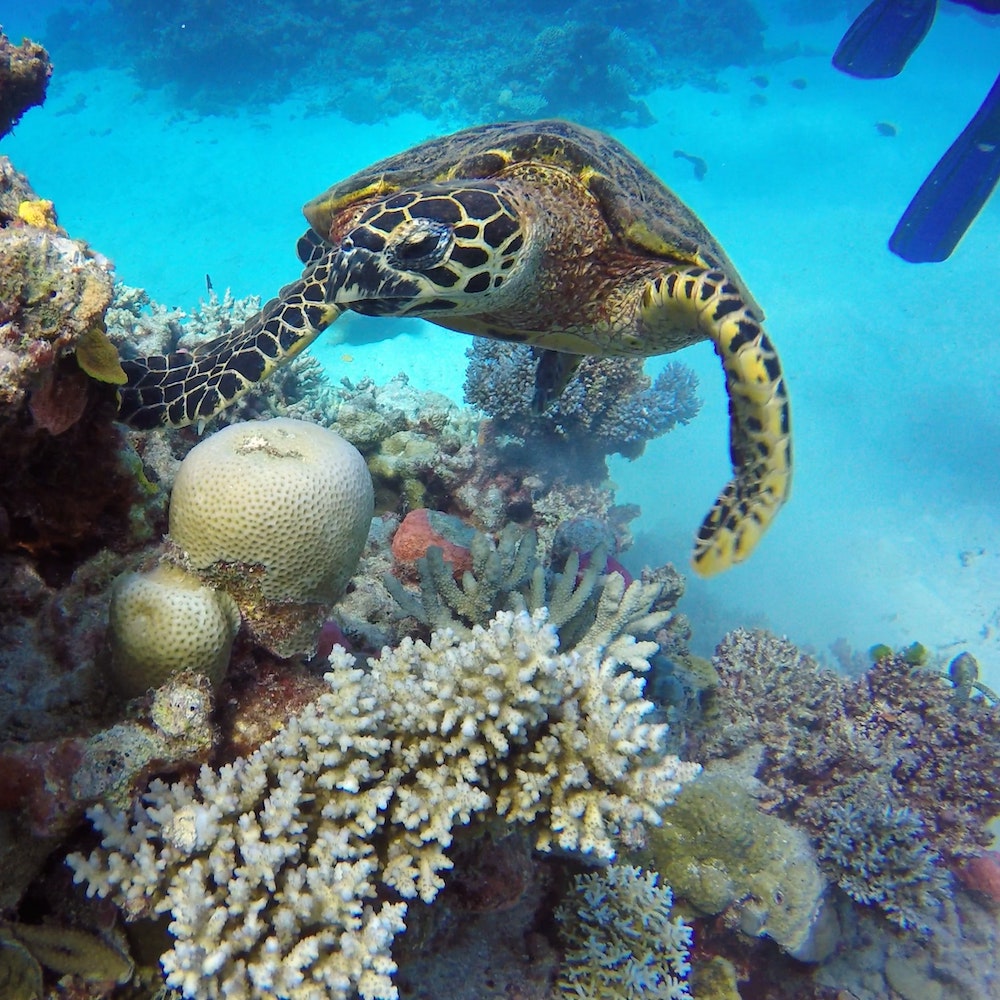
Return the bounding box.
[388,219,453,271]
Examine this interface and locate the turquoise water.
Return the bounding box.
[8,3,998,679]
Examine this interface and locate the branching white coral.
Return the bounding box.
[68,609,698,1000]
[556,864,692,1000]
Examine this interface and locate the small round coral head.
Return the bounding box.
[107,563,240,699]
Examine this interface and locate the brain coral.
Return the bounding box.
[108,564,240,698]
[170,418,373,604]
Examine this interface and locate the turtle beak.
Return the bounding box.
[324,246,422,315]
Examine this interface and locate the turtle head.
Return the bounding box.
[327,183,530,316]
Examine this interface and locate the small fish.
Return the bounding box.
[340,353,354,362]
[673,149,708,181]
[749,93,768,108]
[790,78,808,90]
[750,74,770,88]
[205,273,214,292]
[875,120,898,137]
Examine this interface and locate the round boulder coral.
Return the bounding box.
[168,418,374,655]
[170,418,373,603]
[108,564,240,698]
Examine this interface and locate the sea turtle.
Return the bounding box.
[117,119,791,576]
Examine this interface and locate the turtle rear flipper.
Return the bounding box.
[637,268,792,576]
[117,266,341,429]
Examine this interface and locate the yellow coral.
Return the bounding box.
[17,198,58,231]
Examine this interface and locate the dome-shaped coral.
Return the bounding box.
[168,418,374,655]
[170,418,373,604]
[108,563,240,698]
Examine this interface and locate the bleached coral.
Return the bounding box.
[68,609,697,1000]
[556,863,692,999]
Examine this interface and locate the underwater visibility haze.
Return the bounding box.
[0,0,999,998]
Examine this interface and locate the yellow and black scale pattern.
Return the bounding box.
[639,266,792,574]
[117,256,340,430]
[114,118,793,576]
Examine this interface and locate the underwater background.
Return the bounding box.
[2,1,1000,999]
[5,0,1000,678]
[4,0,1000,676]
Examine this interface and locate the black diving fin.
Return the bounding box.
[890,73,1000,262]
[833,0,938,78]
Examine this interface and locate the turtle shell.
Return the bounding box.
[302,119,762,317]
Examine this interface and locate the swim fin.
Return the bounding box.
[890,73,1000,262]
[833,0,937,79]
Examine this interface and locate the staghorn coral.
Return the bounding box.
[810,780,949,932]
[68,608,698,1000]
[385,523,536,634]
[555,863,692,999]
[385,519,677,656]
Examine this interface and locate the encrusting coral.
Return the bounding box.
[68,608,698,1000]
[555,863,692,999]
[639,761,834,961]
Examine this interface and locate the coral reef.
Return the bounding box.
[0,162,165,565]
[49,0,767,126]
[555,863,692,999]
[0,32,51,138]
[464,340,702,466]
[689,629,1000,928]
[0,193,114,414]
[811,781,949,931]
[69,609,698,999]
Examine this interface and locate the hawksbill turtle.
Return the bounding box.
[117,119,791,576]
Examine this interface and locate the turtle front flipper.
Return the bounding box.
[637,267,792,576]
[117,263,342,429]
